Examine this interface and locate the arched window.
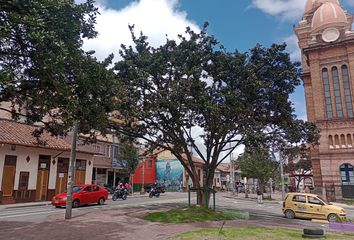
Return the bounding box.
[340,164,354,185]
[332,67,343,117]
[322,68,333,119]
[341,134,346,148]
[342,65,353,118]
[347,134,352,147]
[335,134,340,148]
[329,135,334,148]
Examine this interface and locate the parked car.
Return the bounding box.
[282,193,346,222]
[51,184,109,208]
[144,184,165,193]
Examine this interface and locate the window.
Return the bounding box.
[348,134,352,147]
[94,144,105,155]
[335,135,340,148]
[112,145,119,159]
[292,195,306,203]
[329,135,334,148]
[93,185,100,192]
[340,164,354,185]
[332,67,343,117]
[341,134,346,147]
[76,159,86,170]
[84,186,92,192]
[342,65,353,117]
[322,68,333,119]
[308,196,323,205]
[105,145,111,157]
[18,172,29,190]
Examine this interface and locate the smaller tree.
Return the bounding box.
[284,146,312,191]
[238,148,279,195]
[120,143,139,175]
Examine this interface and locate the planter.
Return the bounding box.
[329,222,354,232]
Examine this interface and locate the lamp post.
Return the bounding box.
[280,153,285,201]
[140,156,146,194]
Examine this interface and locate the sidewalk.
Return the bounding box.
[221,191,283,205]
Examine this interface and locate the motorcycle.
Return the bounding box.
[112,188,128,201]
[149,187,160,198]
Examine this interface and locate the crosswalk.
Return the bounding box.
[0,205,61,220]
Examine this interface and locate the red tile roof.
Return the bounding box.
[0,119,71,151]
[217,163,231,172]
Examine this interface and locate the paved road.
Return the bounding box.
[1,192,353,225]
[0,192,191,222]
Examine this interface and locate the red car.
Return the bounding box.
[52,184,108,208]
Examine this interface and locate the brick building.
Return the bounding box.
[295,0,354,200]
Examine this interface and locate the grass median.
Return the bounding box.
[143,206,249,223]
[170,227,354,240]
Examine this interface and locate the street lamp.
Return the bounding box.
[139,156,146,194]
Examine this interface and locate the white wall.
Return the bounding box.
[0,144,94,193]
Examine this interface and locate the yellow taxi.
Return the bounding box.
[282,193,346,222]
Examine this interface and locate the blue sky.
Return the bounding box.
[78,0,354,120]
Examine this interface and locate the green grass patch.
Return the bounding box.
[143,206,248,223]
[170,227,354,240]
[342,198,354,206]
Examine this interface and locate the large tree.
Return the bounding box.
[0,0,117,137]
[0,0,118,218]
[113,25,318,205]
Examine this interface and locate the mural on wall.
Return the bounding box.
[156,159,183,192]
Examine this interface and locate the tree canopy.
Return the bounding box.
[0,0,117,138]
[238,148,279,188]
[113,25,318,203]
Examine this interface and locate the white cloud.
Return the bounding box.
[283,34,301,62]
[251,0,307,21]
[81,0,200,61]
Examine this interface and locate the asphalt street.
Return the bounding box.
[1,192,353,225]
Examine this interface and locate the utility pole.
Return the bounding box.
[65,121,78,220]
[230,156,235,195]
[280,153,285,201]
[140,157,146,194]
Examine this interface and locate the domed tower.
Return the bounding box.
[295,0,354,200]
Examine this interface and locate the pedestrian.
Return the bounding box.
[256,186,263,204]
[304,185,310,193]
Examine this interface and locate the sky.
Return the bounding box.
[75,0,354,158]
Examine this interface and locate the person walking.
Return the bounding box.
[256,186,263,204]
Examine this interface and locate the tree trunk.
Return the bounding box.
[65,121,78,220]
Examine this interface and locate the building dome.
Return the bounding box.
[311,2,347,32]
[305,0,339,14]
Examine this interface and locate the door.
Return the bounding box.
[56,158,69,194]
[74,159,86,185]
[36,155,50,201]
[1,155,17,197]
[80,186,93,204]
[74,170,86,185]
[291,194,308,218]
[56,172,68,194]
[306,196,326,220]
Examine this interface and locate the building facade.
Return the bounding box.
[295,0,354,200]
[0,119,94,204]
